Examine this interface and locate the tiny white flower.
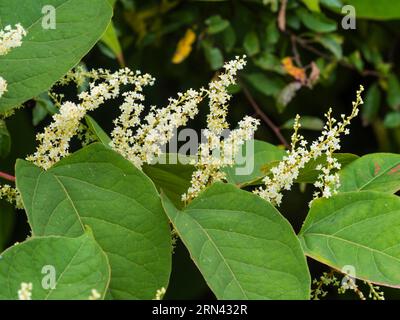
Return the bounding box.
[18,282,32,300]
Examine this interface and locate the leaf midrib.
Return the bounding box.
[175,212,249,299]
[356,159,400,191]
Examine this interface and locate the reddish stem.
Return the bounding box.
[0,171,16,182]
[242,85,290,149]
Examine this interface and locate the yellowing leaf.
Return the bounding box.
[282,57,306,84]
[172,29,196,64]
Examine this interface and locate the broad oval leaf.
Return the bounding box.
[0,231,110,300]
[0,0,112,113]
[338,153,400,193]
[162,183,311,300]
[16,143,172,299]
[299,191,400,287]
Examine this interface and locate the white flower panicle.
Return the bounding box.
[27,101,85,170]
[27,68,153,169]
[207,56,246,135]
[108,72,155,167]
[254,85,364,206]
[182,57,259,202]
[0,184,23,209]
[0,76,7,98]
[18,282,32,300]
[0,24,26,56]
[182,117,260,202]
[111,86,203,168]
[312,108,343,201]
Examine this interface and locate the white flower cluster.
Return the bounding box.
[88,289,101,300]
[27,68,153,170]
[111,86,202,168]
[254,86,364,206]
[0,76,7,99]
[0,24,26,56]
[18,282,32,300]
[28,56,255,177]
[182,57,260,202]
[154,287,166,300]
[0,184,23,209]
[0,24,26,99]
[207,56,246,134]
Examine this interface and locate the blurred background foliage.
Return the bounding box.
[1,0,400,299]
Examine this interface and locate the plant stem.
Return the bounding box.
[0,171,16,182]
[289,32,381,78]
[241,85,289,149]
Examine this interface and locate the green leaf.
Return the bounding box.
[348,51,364,72]
[302,0,321,12]
[254,52,284,75]
[162,183,311,299]
[262,0,279,11]
[85,115,111,146]
[143,154,194,209]
[0,201,15,251]
[244,73,285,98]
[265,19,279,45]
[338,153,400,193]
[387,75,400,110]
[361,83,381,124]
[282,116,324,131]
[101,22,124,65]
[205,15,230,34]
[286,13,301,30]
[384,112,400,128]
[0,0,112,114]
[315,34,343,59]
[343,0,400,20]
[32,104,49,127]
[385,111,400,129]
[16,143,172,299]
[0,231,110,299]
[223,139,286,187]
[243,31,260,57]
[202,41,224,70]
[222,26,236,52]
[299,191,400,287]
[0,120,11,158]
[320,0,342,9]
[32,93,57,126]
[297,8,337,33]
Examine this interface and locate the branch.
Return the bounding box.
[290,32,381,78]
[278,0,287,32]
[241,85,289,149]
[0,171,16,182]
